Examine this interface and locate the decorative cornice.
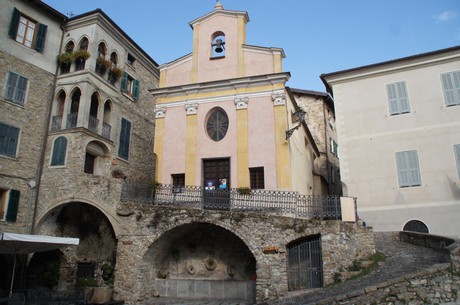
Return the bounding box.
[234,97,249,110]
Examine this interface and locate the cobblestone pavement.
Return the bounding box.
[266,232,451,305]
[140,232,451,305]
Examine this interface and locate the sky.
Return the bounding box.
[42,0,460,92]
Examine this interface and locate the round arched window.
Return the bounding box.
[206,108,228,141]
[403,220,429,234]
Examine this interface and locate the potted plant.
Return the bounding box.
[72,50,90,71]
[108,67,123,84]
[237,187,252,196]
[96,57,111,76]
[56,52,73,74]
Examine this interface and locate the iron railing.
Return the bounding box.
[66,113,78,128]
[121,183,353,220]
[51,115,62,130]
[88,115,99,132]
[102,123,111,139]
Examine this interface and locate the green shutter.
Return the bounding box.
[34,23,47,52]
[8,8,20,39]
[118,118,131,159]
[120,72,128,92]
[132,79,140,101]
[5,72,18,101]
[6,189,20,222]
[51,137,67,166]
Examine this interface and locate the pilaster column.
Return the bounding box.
[235,97,249,187]
[272,93,291,190]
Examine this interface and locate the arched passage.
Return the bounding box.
[35,202,117,290]
[141,222,256,302]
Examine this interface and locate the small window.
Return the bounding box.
[441,71,460,106]
[330,138,338,157]
[395,150,421,187]
[454,144,460,179]
[118,118,131,160]
[0,188,20,222]
[386,81,410,115]
[120,72,140,101]
[249,167,264,189]
[403,220,429,234]
[84,141,107,175]
[0,122,20,157]
[51,137,67,166]
[5,72,28,106]
[8,8,47,51]
[127,53,136,65]
[84,152,96,174]
[172,174,185,193]
[206,108,228,142]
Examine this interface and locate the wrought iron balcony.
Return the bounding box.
[102,123,111,139]
[66,113,78,129]
[88,115,99,133]
[121,183,352,220]
[51,115,63,130]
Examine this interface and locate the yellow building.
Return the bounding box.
[152,2,320,195]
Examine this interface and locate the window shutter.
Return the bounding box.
[34,23,47,52]
[120,72,128,93]
[386,83,399,115]
[6,189,20,222]
[132,79,140,101]
[441,72,460,106]
[397,82,410,113]
[396,151,421,187]
[0,124,19,157]
[5,72,17,101]
[15,75,27,105]
[8,8,20,39]
[51,137,67,166]
[396,152,409,187]
[406,151,421,186]
[454,144,460,179]
[118,119,131,159]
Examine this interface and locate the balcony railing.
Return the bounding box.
[121,183,353,220]
[66,113,78,129]
[102,123,111,139]
[89,115,99,133]
[51,115,63,130]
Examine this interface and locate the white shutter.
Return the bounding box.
[454,144,460,179]
[396,151,421,187]
[441,71,460,106]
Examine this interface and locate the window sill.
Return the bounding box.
[2,98,26,109]
[122,92,135,102]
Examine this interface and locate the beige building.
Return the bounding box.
[321,46,460,238]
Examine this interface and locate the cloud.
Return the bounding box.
[433,11,457,23]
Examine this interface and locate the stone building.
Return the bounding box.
[0,1,375,304]
[1,0,159,296]
[321,46,460,238]
[289,88,342,196]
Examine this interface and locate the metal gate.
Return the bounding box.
[287,235,323,291]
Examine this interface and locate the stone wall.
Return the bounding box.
[0,50,55,233]
[320,263,459,305]
[111,204,375,303]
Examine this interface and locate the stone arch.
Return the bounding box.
[89,91,101,132]
[51,89,66,130]
[64,40,75,53]
[35,198,122,238]
[78,36,89,51]
[84,140,110,175]
[139,221,256,302]
[97,41,107,58]
[34,201,118,290]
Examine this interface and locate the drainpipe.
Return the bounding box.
[31,22,66,234]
